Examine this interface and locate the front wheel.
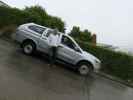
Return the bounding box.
[78,62,93,75]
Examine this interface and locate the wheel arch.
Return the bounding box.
[76,60,94,70]
[21,39,36,48]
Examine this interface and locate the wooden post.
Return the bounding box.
[91,33,97,46]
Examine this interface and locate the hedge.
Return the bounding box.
[0,6,65,32]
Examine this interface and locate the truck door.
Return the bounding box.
[57,35,81,65]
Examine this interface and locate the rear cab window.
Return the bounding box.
[45,29,53,37]
[44,29,60,37]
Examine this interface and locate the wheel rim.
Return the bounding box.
[79,65,89,75]
[24,44,33,54]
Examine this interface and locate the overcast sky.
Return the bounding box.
[2,0,133,49]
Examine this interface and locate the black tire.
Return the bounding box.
[78,62,93,75]
[22,41,36,55]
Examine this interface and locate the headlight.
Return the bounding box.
[95,59,100,64]
[94,59,101,71]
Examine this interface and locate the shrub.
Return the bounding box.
[0,25,17,38]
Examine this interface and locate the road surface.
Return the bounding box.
[0,38,133,100]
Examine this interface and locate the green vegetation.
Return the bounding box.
[70,26,92,43]
[0,6,65,34]
[77,40,133,81]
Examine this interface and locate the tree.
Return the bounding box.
[70,26,92,43]
[24,6,65,32]
[80,29,92,42]
[70,26,81,37]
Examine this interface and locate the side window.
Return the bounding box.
[29,25,45,34]
[45,30,60,37]
[61,35,76,50]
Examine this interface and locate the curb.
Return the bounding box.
[95,72,133,88]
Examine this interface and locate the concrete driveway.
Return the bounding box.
[0,38,133,100]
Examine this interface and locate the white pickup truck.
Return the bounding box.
[15,23,101,75]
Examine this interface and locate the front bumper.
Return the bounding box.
[94,62,101,72]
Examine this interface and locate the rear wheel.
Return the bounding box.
[78,62,93,75]
[22,41,35,55]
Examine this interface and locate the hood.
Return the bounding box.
[83,51,101,63]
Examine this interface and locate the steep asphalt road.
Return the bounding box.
[0,38,133,100]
